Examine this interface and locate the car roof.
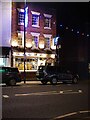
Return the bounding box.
[0,67,18,69]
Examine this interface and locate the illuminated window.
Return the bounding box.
[32,15,39,26]
[31,11,40,27]
[18,8,24,25]
[31,32,40,48]
[17,7,28,27]
[15,57,38,70]
[32,36,38,48]
[44,34,52,49]
[45,38,50,48]
[18,32,24,47]
[44,14,52,29]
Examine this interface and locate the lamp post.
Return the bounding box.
[24,0,26,84]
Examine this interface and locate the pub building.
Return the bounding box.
[11,2,57,80]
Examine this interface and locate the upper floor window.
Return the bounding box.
[31,11,40,28]
[18,7,28,27]
[32,36,38,48]
[18,8,24,25]
[17,31,24,47]
[31,32,40,48]
[45,37,50,49]
[44,34,52,49]
[44,14,52,29]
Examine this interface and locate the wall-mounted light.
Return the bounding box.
[51,54,55,59]
[39,43,44,49]
[51,45,56,50]
[26,42,32,48]
[11,40,18,46]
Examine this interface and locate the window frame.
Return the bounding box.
[44,14,52,29]
[31,32,40,48]
[31,11,40,28]
[17,31,24,47]
[44,34,52,49]
[17,8,24,26]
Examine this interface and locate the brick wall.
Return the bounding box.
[12,2,56,42]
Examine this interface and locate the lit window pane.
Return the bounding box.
[32,14,39,26]
[45,38,50,48]
[32,36,38,48]
[18,12,24,24]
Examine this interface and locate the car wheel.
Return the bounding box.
[41,80,47,85]
[72,77,78,84]
[9,79,16,86]
[51,77,57,85]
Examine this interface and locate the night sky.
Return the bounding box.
[36,2,89,35]
[38,2,89,24]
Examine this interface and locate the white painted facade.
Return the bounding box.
[0,1,11,47]
[0,0,12,67]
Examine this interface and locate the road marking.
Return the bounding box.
[60,90,72,94]
[15,91,57,96]
[54,112,77,119]
[79,110,90,113]
[54,110,90,119]
[3,95,9,98]
[15,89,83,97]
[60,89,82,94]
[78,90,82,93]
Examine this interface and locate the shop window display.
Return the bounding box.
[15,58,38,71]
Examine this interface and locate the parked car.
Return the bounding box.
[0,67,22,86]
[36,65,79,85]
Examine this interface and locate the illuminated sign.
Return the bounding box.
[54,37,59,46]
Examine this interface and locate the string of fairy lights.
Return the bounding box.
[59,24,90,38]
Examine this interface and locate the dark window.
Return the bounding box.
[44,18,51,28]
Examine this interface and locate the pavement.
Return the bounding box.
[16,79,90,85]
[17,80,41,85]
[0,79,89,86]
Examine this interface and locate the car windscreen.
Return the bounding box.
[10,68,19,72]
[45,66,57,73]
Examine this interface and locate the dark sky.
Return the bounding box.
[42,2,89,35]
[37,2,89,25]
[45,3,88,22]
[34,2,89,35]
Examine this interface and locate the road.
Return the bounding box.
[1,80,90,119]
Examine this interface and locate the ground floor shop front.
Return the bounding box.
[12,49,56,80]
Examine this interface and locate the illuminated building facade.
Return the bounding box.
[11,2,57,79]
